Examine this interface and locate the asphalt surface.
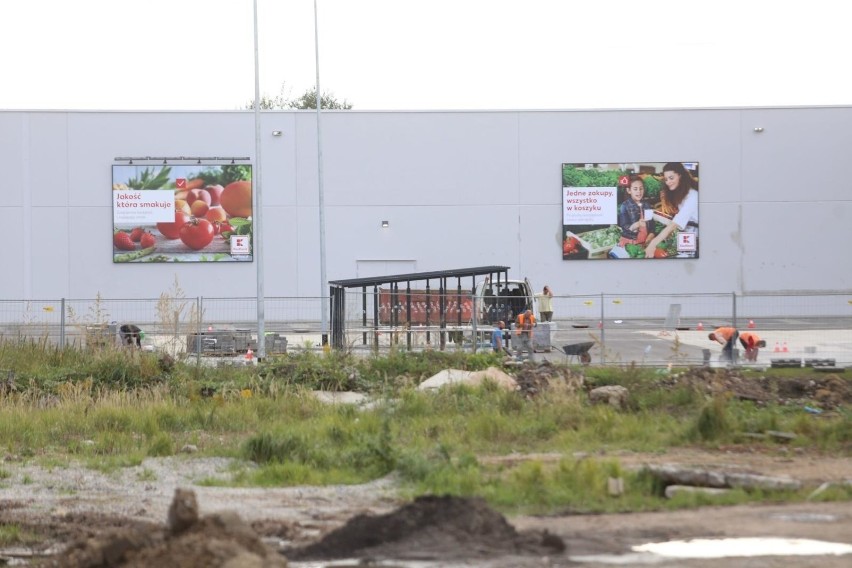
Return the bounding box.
[338,316,852,367]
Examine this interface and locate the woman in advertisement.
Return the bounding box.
[644,162,698,258]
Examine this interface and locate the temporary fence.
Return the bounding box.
[0,291,850,366]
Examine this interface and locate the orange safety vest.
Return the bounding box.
[739,331,761,348]
[516,313,535,335]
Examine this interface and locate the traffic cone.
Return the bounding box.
[245,348,254,360]
[782,341,788,353]
[774,342,781,353]
[748,319,755,329]
[696,322,704,331]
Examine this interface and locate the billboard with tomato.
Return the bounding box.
[111,164,253,263]
[562,162,699,260]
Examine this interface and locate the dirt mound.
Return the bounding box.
[285,494,564,562]
[42,492,564,566]
[47,488,287,568]
[513,360,584,397]
[666,368,852,410]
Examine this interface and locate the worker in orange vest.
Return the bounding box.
[738,331,766,362]
[515,309,536,360]
[708,326,738,363]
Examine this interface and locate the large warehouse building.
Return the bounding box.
[2,105,850,303]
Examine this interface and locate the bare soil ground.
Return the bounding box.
[2,448,848,567]
[0,367,849,567]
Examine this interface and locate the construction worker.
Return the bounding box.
[738,331,766,362]
[708,326,738,363]
[491,320,507,354]
[515,309,536,360]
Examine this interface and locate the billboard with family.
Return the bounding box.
[111,163,253,263]
[562,162,699,260]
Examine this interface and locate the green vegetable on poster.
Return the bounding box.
[625,244,644,258]
[562,166,621,188]
[222,217,252,238]
[125,167,172,190]
[114,246,156,262]
[642,175,662,201]
[193,165,253,187]
[660,234,678,256]
[580,226,621,249]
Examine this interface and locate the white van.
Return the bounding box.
[473,278,535,325]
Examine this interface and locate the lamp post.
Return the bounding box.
[314,0,329,346]
[252,0,266,358]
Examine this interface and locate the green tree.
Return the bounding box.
[247,83,352,110]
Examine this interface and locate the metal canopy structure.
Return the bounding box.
[328,266,511,349]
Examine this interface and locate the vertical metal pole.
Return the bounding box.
[471,293,478,353]
[314,0,329,347]
[470,276,478,353]
[60,298,65,349]
[196,296,202,363]
[732,291,739,365]
[372,284,379,353]
[406,281,412,350]
[390,282,397,328]
[361,286,367,345]
[600,292,605,365]
[456,278,462,329]
[252,0,266,359]
[425,282,432,346]
[439,279,446,350]
[732,291,737,329]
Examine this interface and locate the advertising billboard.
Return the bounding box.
[562,162,699,260]
[112,164,253,263]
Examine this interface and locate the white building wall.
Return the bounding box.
[1,106,850,301]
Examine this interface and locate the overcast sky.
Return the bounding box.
[2,0,850,111]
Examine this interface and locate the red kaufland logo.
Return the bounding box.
[230,235,250,255]
[176,178,186,189]
[677,232,697,252]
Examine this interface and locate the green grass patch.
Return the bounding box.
[0,523,40,546]
[0,339,849,515]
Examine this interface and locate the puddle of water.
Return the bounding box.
[771,512,839,523]
[293,561,445,568]
[291,535,852,566]
[633,537,852,558]
[570,537,852,565]
[569,552,667,565]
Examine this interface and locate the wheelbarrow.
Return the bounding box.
[561,342,594,365]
